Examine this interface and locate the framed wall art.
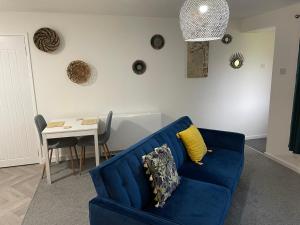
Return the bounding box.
[187,42,209,78]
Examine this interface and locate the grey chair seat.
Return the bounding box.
[77,134,108,147]
[77,111,113,173]
[34,114,79,177]
[48,137,78,149]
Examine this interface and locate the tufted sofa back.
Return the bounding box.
[90,116,192,209]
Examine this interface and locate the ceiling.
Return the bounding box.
[0,0,298,19]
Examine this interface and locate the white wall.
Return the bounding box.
[241,3,300,159]
[0,12,274,139]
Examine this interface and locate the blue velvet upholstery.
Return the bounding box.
[89,198,180,225]
[89,116,245,225]
[179,148,244,193]
[145,177,231,225]
[199,128,245,153]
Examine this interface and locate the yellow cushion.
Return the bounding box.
[177,125,207,164]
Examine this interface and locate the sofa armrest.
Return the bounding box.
[199,128,245,153]
[89,198,180,225]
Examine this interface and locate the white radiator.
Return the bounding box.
[100,112,162,151]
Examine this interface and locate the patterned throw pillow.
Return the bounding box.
[142,144,180,208]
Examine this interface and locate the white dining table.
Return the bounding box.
[42,118,100,184]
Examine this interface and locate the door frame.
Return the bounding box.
[0,33,41,165]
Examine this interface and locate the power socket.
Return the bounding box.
[280,68,287,75]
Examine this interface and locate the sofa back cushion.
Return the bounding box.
[90,116,193,209]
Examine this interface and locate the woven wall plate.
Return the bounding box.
[132,60,147,75]
[33,27,60,52]
[151,34,165,50]
[222,34,232,44]
[67,60,91,84]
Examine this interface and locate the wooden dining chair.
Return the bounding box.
[34,114,79,176]
[77,111,113,173]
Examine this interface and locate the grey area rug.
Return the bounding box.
[245,138,267,153]
[22,159,97,225]
[23,146,300,225]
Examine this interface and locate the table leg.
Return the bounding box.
[55,148,60,164]
[94,132,100,166]
[42,135,51,184]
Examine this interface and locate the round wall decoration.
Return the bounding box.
[222,34,232,44]
[33,27,60,52]
[230,53,244,69]
[132,60,147,75]
[67,60,91,84]
[151,34,165,50]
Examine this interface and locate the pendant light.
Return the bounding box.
[180,0,230,41]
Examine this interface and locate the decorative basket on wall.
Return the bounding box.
[67,60,91,84]
[33,27,60,52]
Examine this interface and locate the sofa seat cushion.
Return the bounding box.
[178,148,243,193]
[145,177,231,225]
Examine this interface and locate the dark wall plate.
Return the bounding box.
[222,34,232,44]
[132,60,147,75]
[151,34,165,50]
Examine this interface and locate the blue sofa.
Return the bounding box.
[89,116,245,225]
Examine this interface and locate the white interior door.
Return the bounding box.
[0,35,39,168]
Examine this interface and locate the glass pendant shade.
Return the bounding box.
[180,0,230,42]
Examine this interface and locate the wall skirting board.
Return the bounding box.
[49,146,300,177]
[246,144,300,175]
[45,141,300,177]
[265,152,300,175]
[245,134,267,140]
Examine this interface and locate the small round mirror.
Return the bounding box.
[230,53,244,69]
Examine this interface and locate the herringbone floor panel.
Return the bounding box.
[0,164,42,225]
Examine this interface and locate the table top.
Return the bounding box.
[42,118,99,134]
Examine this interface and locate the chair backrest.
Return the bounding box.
[34,114,47,145]
[103,111,113,141]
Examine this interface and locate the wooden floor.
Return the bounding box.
[0,164,42,225]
